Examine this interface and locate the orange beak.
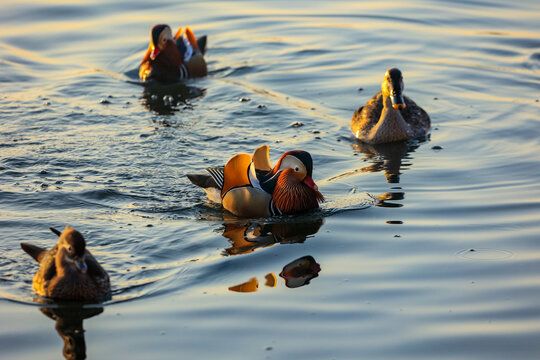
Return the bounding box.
[303,176,318,191]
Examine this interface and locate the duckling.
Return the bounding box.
[187,145,324,218]
[21,226,110,301]
[139,24,207,83]
[351,68,430,144]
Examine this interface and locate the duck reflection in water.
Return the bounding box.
[229,255,321,292]
[222,218,323,292]
[279,255,321,288]
[352,140,419,184]
[141,82,205,115]
[352,140,421,208]
[221,218,323,256]
[40,305,103,360]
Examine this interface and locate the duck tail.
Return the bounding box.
[186,174,219,189]
[197,35,207,55]
[21,243,47,263]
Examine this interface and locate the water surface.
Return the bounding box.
[1,0,540,359]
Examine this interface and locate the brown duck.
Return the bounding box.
[351,68,430,144]
[21,226,110,301]
[139,24,207,83]
[187,145,324,218]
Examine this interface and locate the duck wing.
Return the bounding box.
[402,95,431,136]
[351,92,383,136]
[33,244,58,282]
[84,250,110,294]
[221,153,252,197]
[252,145,272,171]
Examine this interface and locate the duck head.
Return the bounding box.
[270,150,324,214]
[381,67,406,110]
[274,150,319,191]
[150,24,174,60]
[52,226,88,274]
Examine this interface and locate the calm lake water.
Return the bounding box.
[1,0,540,359]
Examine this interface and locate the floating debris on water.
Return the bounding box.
[290,121,304,128]
[458,248,513,260]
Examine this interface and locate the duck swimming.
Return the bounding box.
[139,24,207,83]
[351,68,430,144]
[187,145,324,218]
[21,226,110,301]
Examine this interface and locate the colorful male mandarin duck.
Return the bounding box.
[351,68,430,144]
[187,145,324,218]
[21,226,110,301]
[139,24,207,83]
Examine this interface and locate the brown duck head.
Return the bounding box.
[382,67,406,110]
[52,226,88,275]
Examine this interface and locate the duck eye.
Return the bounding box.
[295,166,300,172]
[67,246,73,252]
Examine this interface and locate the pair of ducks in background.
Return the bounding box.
[21,24,430,302]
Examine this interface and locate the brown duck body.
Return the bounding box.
[352,92,430,144]
[21,227,110,301]
[351,68,430,144]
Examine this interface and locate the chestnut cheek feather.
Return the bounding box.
[272,171,324,214]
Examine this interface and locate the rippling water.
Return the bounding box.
[1,0,540,359]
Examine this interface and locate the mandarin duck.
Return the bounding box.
[21,226,110,301]
[139,24,207,83]
[187,145,324,218]
[351,68,430,144]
